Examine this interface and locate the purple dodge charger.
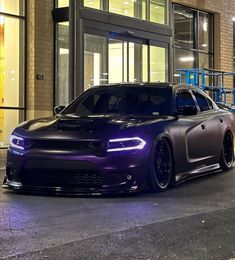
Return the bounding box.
[2,83,235,194]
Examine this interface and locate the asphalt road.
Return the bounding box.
[1,153,235,259]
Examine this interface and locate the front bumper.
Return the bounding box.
[3,147,150,195]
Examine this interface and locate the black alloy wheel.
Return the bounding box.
[150,138,173,192]
[219,132,234,170]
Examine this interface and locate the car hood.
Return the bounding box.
[14,114,175,139]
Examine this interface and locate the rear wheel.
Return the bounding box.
[219,132,234,170]
[150,138,174,192]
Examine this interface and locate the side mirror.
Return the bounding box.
[177,106,197,116]
[54,105,65,115]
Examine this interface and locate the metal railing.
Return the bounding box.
[177,68,235,111]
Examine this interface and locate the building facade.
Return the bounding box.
[0,0,235,146]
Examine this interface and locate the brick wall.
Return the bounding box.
[27,0,54,120]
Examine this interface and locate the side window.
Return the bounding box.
[206,98,214,110]
[193,91,210,111]
[176,90,195,109]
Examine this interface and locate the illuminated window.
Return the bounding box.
[150,0,168,25]
[84,0,101,10]
[0,0,25,147]
[0,0,24,16]
[109,0,145,19]
[56,0,69,8]
[55,22,69,106]
[173,4,213,82]
[83,0,168,25]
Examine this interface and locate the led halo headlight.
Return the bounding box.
[9,134,31,151]
[107,137,146,152]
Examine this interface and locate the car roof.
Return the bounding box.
[91,82,207,93]
[92,82,175,89]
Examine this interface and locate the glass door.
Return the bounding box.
[108,35,148,83]
[84,34,108,90]
[84,31,169,90]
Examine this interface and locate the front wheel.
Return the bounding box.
[150,138,174,192]
[219,132,234,171]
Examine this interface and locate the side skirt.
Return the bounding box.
[175,163,221,184]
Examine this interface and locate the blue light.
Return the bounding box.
[107,137,146,152]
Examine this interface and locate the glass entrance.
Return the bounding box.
[108,38,148,83]
[84,32,168,90]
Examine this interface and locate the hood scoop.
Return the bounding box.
[57,118,105,131]
[57,119,86,131]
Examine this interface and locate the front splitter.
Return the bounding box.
[2,177,140,196]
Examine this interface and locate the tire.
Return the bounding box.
[150,138,174,192]
[219,131,234,171]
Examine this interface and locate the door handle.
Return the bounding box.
[219,118,223,123]
[201,124,206,130]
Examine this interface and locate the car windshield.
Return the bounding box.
[63,86,173,116]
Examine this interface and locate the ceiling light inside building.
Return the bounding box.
[203,22,208,32]
[179,56,194,62]
[232,17,235,21]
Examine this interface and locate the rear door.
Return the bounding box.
[192,90,223,158]
[175,89,217,173]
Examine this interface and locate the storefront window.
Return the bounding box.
[83,0,168,25]
[109,0,146,20]
[0,0,25,147]
[233,20,235,85]
[56,22,69,106]
[0,16,24,107]
[150,0,168,25]
[56,0,69,8]
[199,53,209,68]
[174,48,195,71]
[0,109,24,147]
[199,12,209,52]
[0,0,24,16]
[173,4,213,82]
[84,0,101,10]
[174,5,195,49]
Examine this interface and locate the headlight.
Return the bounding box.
[9,134,31,151]
[107,137,146,152]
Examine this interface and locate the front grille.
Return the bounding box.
[20,169,104,188]
[30,140,107,154]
